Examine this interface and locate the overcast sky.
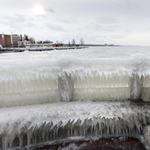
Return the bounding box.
[0,0,150,45]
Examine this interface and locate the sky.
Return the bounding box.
[0,0,150,46]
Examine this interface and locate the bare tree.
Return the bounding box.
[23,34,29,41]
[29,37,35,43]
[68,41,71,46]
[60,41,63,46]
[80,38,84,46]
[72,39,76,46]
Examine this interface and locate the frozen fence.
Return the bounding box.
[0,101,148,149]
[0,53,150,107]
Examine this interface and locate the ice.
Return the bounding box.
[0,51,150,149]
[0,53,150,107]
[143,126,150,150]
[0,101,148,149]
[60,143,87,150]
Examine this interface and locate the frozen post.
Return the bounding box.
[130,73,142,101]
[58,72,74,102]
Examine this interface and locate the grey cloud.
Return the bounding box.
[93,24,119,32]
[125,30,130,33]
[58,18,77,24]
[46,23,64,31]
[35,14,47,18]
[25,22,36,27]
[45,7,55,13]
[0,14,27,24]
[109,35,127,39]
[125,0,140,10]
[126,0,132,10]
[114,0,140,13]
[97,17,119,24]
[0,14,27,29]
[0,14,36,30]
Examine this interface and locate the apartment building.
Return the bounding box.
[0,34,12,47]
[11,34,20,47]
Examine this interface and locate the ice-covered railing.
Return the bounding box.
[0,53,150,107]
[0,101,149,149]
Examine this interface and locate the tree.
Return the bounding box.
[23,34,29,41]
[29,37,35,43]
[80,38,84,46]
[72,39,76,46]
[60,41,63,46]
[68,41,71,46]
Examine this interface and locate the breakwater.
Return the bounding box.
[0,46,87,52]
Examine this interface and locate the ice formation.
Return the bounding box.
[0,101,149,149]
[0,52,150,149]
[0,53,150,107]
[144,126,150,149]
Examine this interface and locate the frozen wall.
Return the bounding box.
[0,53,150,107]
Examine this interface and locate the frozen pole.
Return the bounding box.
[58,72,74,102]
[130,73,142,101]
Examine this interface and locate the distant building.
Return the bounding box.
[11,34,20,47]
[53,44,60,47]
[24,42,53,48]
[18,41,30,48]
[0,34,12,47]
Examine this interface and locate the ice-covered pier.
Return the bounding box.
[0,53,150,149]
[0,46,88,52]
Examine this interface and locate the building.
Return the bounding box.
[18,41,30,48]
[11,34,20,47]
[22,40,53,48]
[0,34,12,47]
[24,42,53,48]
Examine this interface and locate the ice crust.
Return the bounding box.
[0,53,150,107]
[0,101,149,149]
